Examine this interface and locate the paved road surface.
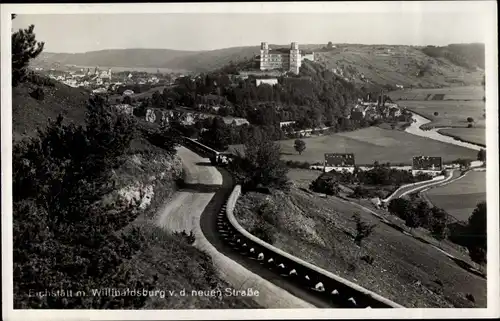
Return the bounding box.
[155,146,330,308]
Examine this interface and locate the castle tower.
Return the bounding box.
[289,42,301,74]
[260,42,269,71]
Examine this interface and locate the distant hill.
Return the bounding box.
[419,43,485,69]
[32,43,485,87]
[33,48,199,71]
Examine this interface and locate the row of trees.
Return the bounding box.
[388,197,487,264]
[388,198,448,238]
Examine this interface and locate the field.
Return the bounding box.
[228,127,478,165]
[424,170,486,222]
[437,127,486,147]
[387,86,485,101]
[386,86,485,131]
[234,183,486,308]
[399,100,485,129]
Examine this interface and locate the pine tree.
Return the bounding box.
[11,15,45,87]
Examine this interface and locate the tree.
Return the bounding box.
[404,209,421,230]
[434,112,439,116]
[327,41,334,49]
[429,207,448,240]
[12,97,155,309]
[309,173,340,196]
[229,131,289,191]
[466,201,486,264]
[352,212,377,246]
[477,148,486,163]
[11,16,45,87]
[467,117,474,123]
[122,95,132,105]
[415,201,432,228]
[387,198,412,220]
[200,117,231,151]
[294,139,306,155]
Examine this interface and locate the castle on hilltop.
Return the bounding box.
[258,42,314,75]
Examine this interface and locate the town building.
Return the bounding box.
[258,42,314,75]
[324,153,356,173]
[255,78,279,86]
[412,156,443,176]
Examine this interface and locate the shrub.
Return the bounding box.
[467,124,473,128]
[309,173,340,196]
[434,112,439,116]
[256,201,279,226]
[29,86,44,100]
[294,139,306,155]
[360,255,375,265]
[388,198,412,220]
[467,117,474,123]
[249,222,275,245]
[465,201,486,264]
[173,230,196,245]
[430,207,448,240]
[352,212,377,246]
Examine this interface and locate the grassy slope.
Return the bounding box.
[234,179,486,308]
[424,170,486,222]
[12,78,259,309]
[313,45,483,88]
[229,126,478,165]
[12,81,90,142]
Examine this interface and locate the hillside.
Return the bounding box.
[234,179,486,308]
[32,43,484,88]
[12,78,90,142]
[313,45,484,88]
[12,76,259,309]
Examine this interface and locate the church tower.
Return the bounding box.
[260,42,269,71]
[289,42,301,74]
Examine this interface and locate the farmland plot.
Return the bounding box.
[245,127,479,165]
[424,170,486,222]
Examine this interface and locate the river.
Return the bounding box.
[405,112,484,151]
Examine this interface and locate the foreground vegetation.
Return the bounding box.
[12,18,258,309]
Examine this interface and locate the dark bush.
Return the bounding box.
[29,86,44,100]
[174,230,196,245]
[360,255,375,265]
[309,173,341,196]
[352,212,377,246]
[249,222,275,245]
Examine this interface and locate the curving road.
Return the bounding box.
[155,146,335,308]
[385,170,456,201]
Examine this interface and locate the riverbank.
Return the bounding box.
[404,112,485,151]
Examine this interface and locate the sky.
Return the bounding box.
[10,3,493,53]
